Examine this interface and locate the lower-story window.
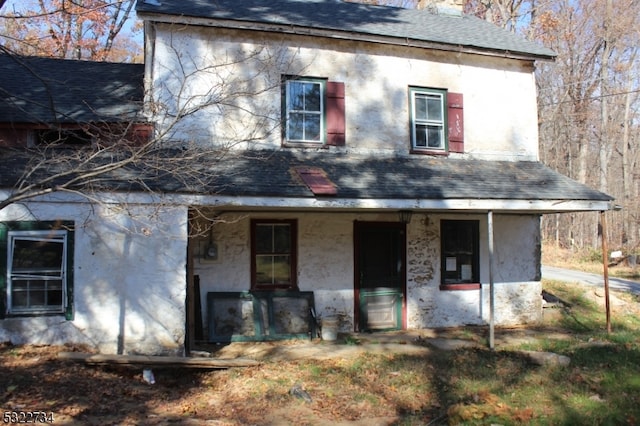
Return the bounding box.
[1,221,74,318]
[251,219,297,290]
[441,220,479,290]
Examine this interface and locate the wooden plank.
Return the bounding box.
[58,352,259,369]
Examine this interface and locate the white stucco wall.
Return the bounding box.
[195,212,542,334]
[150,26,540,161]
[406,213,542,328]
[0,197,188,355]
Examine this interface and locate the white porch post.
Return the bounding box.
[488,210,495,349]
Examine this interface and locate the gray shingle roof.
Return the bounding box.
[0,149,612,207]
[0,55,144,124]
[136,0,556,59]
[201,151,612,202]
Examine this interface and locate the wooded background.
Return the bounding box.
[0,0,638,253]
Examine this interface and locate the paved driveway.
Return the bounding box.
[542,265,640,295]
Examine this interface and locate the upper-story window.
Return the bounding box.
[283,77,345,147]
[285,78,325,144]
[410,87,447,151]
[410,87,464,154]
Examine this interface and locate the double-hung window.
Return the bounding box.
[410,87,447,151]
[441,220,480,290]
[285,79,325,144]
[251,219,297,290]
[283,77,346,146]
[1,222,74,318]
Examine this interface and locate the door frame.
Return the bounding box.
[353,221,407,332]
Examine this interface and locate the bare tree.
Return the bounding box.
[533,0,640,251]
[0,39,302,237]
[0,0,141,62]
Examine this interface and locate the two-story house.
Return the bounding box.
[0,0,612,354]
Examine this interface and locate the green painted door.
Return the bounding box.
[355,222,405,332]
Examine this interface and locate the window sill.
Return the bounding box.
[282,141,328,149]
[5,312,66,318]
[440,283,481,291]
[410,148,449,156]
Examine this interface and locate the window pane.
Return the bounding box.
[272,255,291,284]
[11,287,28,308]
[256,225,273,253]
[288,82,306,110]
[288,113,304,140]
[272,225,291,253]
[415,125,427,147]
[415,95,427,120]
[48,289,63,306]
[256,255,273,284]
[427,126,443,148]
[427,96,442,121]
[10,279,64,310]
[304,115,321,141]
[289,81,321,112]
[303,83,321,112]
[12,239,64,273]
[255,255,291,285]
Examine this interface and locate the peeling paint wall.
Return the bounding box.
[150,26,540,161]
[196,212,542,334]
[0,198,188,355]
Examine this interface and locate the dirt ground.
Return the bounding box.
[1,286,633,426]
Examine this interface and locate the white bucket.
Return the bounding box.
[321,316,339,341]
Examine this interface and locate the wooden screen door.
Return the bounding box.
[354,222,406,332]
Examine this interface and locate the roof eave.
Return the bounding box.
[163,195,616,214]
[138,12,556,62]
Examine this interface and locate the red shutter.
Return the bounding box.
[447,92,464,153]
[295,166,337,196]
[326,81,345,146]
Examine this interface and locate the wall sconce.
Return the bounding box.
[399,210,412,224]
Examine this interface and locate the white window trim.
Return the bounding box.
[285,79,325,144]
[410,88,446,151]
[7,230,68,315]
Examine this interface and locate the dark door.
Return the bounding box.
[354,222,406,332]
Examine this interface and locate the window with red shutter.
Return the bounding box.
[283,77,345,147]
[409,87,464,155]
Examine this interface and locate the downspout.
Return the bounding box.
[488,211,495,349]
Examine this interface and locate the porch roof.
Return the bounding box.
[169,150,613,214]
[0,149,614,213]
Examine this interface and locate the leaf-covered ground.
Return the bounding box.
[2,279,640,425]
